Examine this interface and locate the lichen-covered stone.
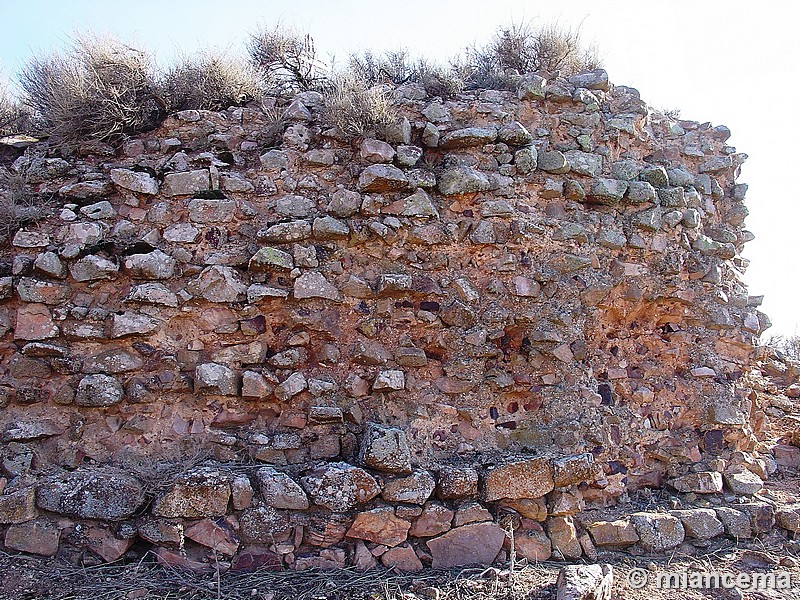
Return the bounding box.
[256,466,309,509]
[75,374,124,407]
[152,468,231,518]
[360,423,412,474]
[36,469,144,520]
[301,462,380,511]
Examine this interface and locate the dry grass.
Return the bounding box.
[18,34,164,144]
[346,51,463,98]
[321,72,395,137]
[161,51,264,112]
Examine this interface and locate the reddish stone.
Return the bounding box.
[427,522,505,569]
[506,523,551,561]
[546,515,582,560]
[381,544,423,572]
[498,498,548,521]
[15,304,58,340]
[587,519,639,547]
[185,517,240,556]
[409,502,454,537]
[353,541,377,571]
[5,520,60,556]
[85,526,133,562]
[483,458,554,501]
[154,546,213,573]
[346,507,410,547]
[230,546,282,572]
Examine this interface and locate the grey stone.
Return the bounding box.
[670,471,723,494]
[714,507,752,539]
[304,149,335,166]
[538,150,570,174]
[127,283,178,308]
[625,181,657,203]
[249,247,294,271]
[70,255,119,282]
[396,145,423,167]
[564,150,602,177]
[440,127,497,149]
[517,74,547,100]
[195,362,238,395]
[293,271,341,301]
[162,170,210,196]
[723,470,763,495]
[124,250,176,280]
[59,179,114,199]
[79,201,115,220]
[258,220,312,243]
[671,508,724,539]
[556,564,613,600]
[188,198,236,223]
[36,469,144,520]
[312,216,350,238]
[301,462,381,511]
[437,167,490,196]
[110,311,160,337]
[587,179,629,204]
[640,166,669,188]
[256,467,309,509]
[75,374,124,407]
[33,252,66,278]
[399,189,438,218]
[360,139,395,163]
[358,165,410,193]
[699,156,732,173]
[328,188,362,218]
[163,223,199,244]
[360,423,412,474]
[385,117,412,144]
[276,194,315,218]
[274,372,307,401]
[110,168,158,195]
[373,369,405,392]
[514,147,538,173]
[630,512,684,552]
[568,69,609,91]
[260,150,288,171]
[497,121,533,145]
[191,265,247,302]
[382,471,436,505]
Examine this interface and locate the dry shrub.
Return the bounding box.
[161,51,263,112]
[247,24,327,94]
[0,166,54,243]
[0,80,38,137]
[321,72,395,136]
[463,22,601,90]
[18,34,164,144]
[347,51,462,98]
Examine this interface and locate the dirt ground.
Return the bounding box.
[1,532,797,600]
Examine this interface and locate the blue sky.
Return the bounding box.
[2,0,799,336]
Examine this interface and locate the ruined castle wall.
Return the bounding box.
[0,69,774,567]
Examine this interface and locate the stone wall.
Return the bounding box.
[0,68,783,569]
